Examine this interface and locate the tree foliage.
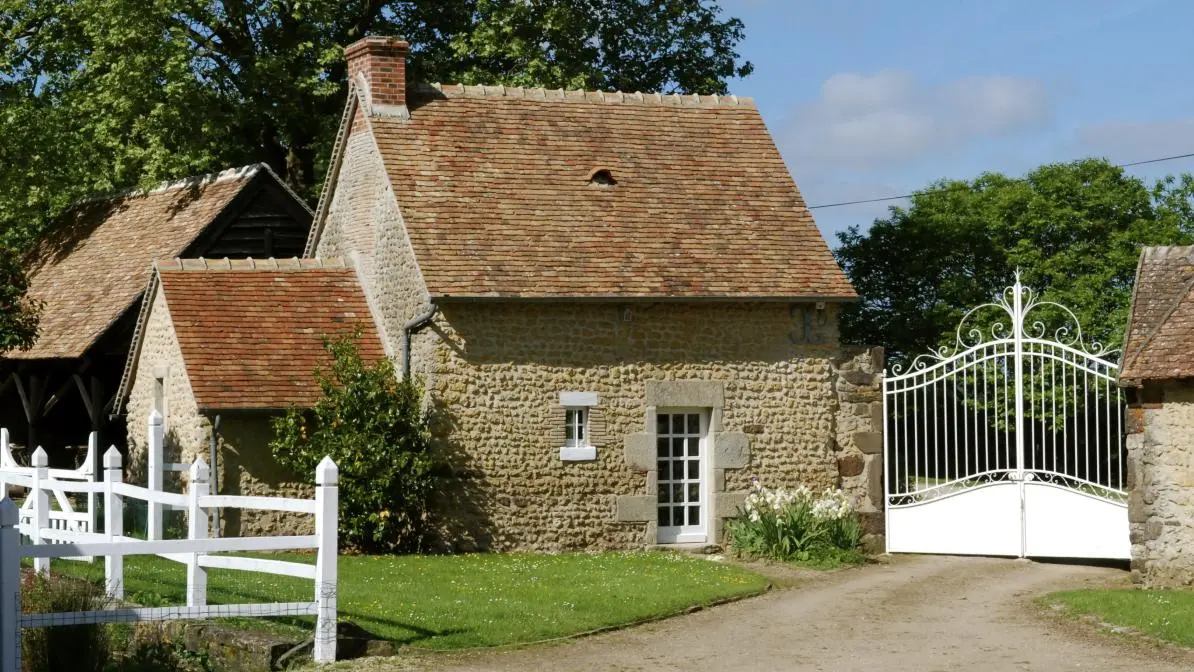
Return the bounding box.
[836,159,1194,364]
[0,244,40,354]
[0,1,751,344]
[270,333,438,553]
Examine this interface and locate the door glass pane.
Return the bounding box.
[674,507,685,525]
[672,438,685,457]
[672,461,684,480]
[657,438,669,457]
[688,506,700,525]
[672,415,685,434]
[687,437,699,456]
[688,460,699,479]
[687,413,700,431]
[688,482,700,503]
[659,486,670,503]
[657,415,669,434]
[657,460,667,475]
[658,507,670,526]
[672,483,683,503]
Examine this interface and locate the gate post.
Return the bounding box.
[0,497,21,672]
[314,456,339,664]
[147,411,163,541]
[186,459,209,608]
[29,448,49,574]
[104,447,124,600]
[1011,275,1027,559]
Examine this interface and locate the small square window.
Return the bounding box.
[565,408,588,448]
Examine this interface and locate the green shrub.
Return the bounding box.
[115,625,210,672]
[270,332,439,553]
[20,570,111,672]
[728,480,863,565]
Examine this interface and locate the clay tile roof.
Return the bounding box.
[366,84,855,300]
[13,166,263,360]
[1119,245,1194,383]
[157,261,384,410]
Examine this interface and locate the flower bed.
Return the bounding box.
[728,479,865,568]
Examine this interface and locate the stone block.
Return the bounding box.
[714,491,748,519]
[743,424,764,435]
[1127,492,1147,523]
[644,380,724,408]
[713,431,750,469]
[1125,455,1138,489]
[837,455,865,477]
[859,511,885,535]
[870,402,884,431]
[860,533,886,555]
[867,456,884,509]
[712,468,726,493]
[843,369,875,386]
[855,430,882,455]
[616,494,657,522]
[624,433,655,471]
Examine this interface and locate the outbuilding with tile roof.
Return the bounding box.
[1119,245,1194,587]
[1,165,312,460]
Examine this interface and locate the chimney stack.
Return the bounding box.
[345,37,409,116]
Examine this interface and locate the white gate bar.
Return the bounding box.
[20,535,319,559]
[200,494,318,514]
[199,555,317,580]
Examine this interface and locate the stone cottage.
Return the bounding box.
[1120,245,1194,587]
[1,164,311,457]
[119,37,885,551]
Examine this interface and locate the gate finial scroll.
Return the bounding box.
[891,272,1119,375]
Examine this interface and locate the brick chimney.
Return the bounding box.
[345,37,409,116]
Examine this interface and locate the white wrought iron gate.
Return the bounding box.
[883,276,1130,559]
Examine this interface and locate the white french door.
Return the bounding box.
[656,410,708,544]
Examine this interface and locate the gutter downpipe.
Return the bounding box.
[402,304,438,379]
[209,413,221,535]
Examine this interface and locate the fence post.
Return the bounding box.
[186,459,208,608]
[0,428,8,501]
[86,431,98,534]
[104,447,124,600]
[29,448,49,575]
[313,456,338,664]
[147,411,163,541]
[0,497,21,672]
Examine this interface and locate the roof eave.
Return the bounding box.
[430,293,858,304]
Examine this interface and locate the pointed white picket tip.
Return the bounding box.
[0,496,16,525]
[103,446,123,469]
[316,456,339,485]
[190,457,209,482]
[149,410,164,426]
[31,446,48,467]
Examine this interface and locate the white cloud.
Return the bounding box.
[1074,118,1194,163]
[782,70,1052,171]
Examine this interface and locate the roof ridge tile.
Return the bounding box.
[412,82,753,108]
[157,257,350,272]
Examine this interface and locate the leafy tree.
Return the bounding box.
[836,159,1194,365]
[0,244,40,354]
[270,333,438,553]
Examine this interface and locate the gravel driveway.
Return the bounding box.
[343,554,1193,672]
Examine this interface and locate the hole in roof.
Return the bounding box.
[588,168,617,186]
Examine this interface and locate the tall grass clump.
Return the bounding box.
[20,570,111,672]
[728,479,864,567]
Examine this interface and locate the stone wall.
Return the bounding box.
[419,301,883,552]
[831,347,886,552]
[1126,380,1194,587]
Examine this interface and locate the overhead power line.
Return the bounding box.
[806,151,1194,210]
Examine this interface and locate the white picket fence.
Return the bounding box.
[0,427,98,560]
[0,412,340,670]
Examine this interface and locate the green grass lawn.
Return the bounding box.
[49,552,768,650]
[1044,588,1194,647]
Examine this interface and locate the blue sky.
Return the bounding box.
[721,0,1194,242]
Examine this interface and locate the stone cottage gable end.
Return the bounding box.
[296,37,879,553]
[1119,245,1194,587]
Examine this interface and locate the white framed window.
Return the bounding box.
[565,407,588,448]
[559,392,598,461]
